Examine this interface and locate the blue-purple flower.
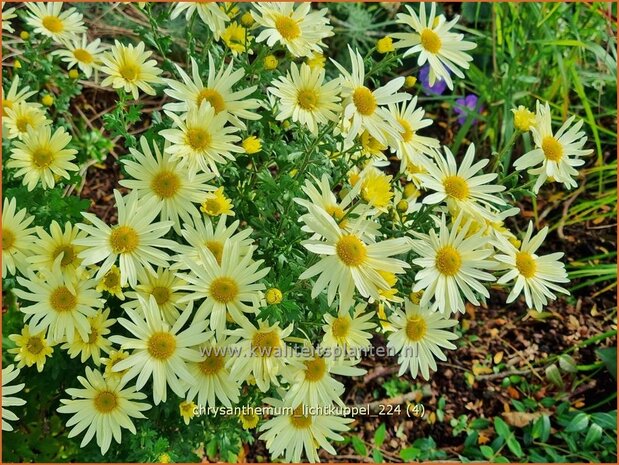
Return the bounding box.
[419,64,448,96]
[455,94,482,125]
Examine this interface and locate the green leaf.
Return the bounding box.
[480,445,494,459]
[374,423,386,447]
[591,411,617,430]
[494,417,511,438]
[558,354,578,373]
[596,347,617,379]
[372,450,384,463]
[400,447,420,461]
[351,436,367,456]
[506,436,523,457]
[584,424,603,448]
[565,413,589,433]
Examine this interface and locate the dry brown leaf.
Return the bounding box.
[502,411,542,428]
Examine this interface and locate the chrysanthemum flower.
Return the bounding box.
[185,335,240,408]
[2,2,16,33]
[175,216,254,269]
[170,2,229,39]
[96,265,125,300]
[100,40,163,99]
[2,364,26,432]
[359,166,394,213]
[62,308,116,365]
[2,197,36,278]
[392,3,476,90]
[410,213,496,315]
[512,105,536,132]
[269,62,341,134]
[101,349,129,381]
[75,190,175,288]
[221,22,251,55]
[513,101,591,193]
[110,297,211,405]
[179,400,197,425]
[122,267,186,326]
[253,2,333,58]
[493,222,569,311]
[201,187,234,217]
[25,2,86,42]
[299,203,410,310]
[258,398,352,463]
[3,101,50,140]
[15,257,104,344]
[283,352,364,408]
[179,240,269,336]
[2,75,37,117]
[332,46,410,146]
[119,137,215,233]
[160,101,242,177]
[418,144,506,220]
[8,325,54,372]
[387,301,458,379]
[52,35,104,78]
[164,56,261,128]
[8,126,78,191]
[387,97,440,173]
[321,304,376,357]
[28,220,87,277]
[57,367,151,454]
[227,319,294,392]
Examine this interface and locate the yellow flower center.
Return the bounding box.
[147,332,177,360]
[251,330,280,357]
[435,246,462,276]
[336,234,367,267]
[15,115,33,133]
[94,391,118,413]
[32,148,54,169]
[331,316,351,339]
[104,269,120,288]
[151,170,181,199]
[304,356,327,382]
[352,86,377,116]
[297,89,318,110]
[26,336,44,355]
[205,240,224,264]
[88,328,99,344]
[196,88,226,114]
[443,175,470,200]
[405,315,428,342]
[420,28,442,54]
[274,15,301,40]
[50,286,77,313]
[210,277,239,304]
[398,118,415,142]
[290,406,312,429]
[198,353,225,375]
[53,244,76,267]
[515,251,537,279]
[151,286,171,306]
[73,48,93,64]
[109,225,140,254]
[42,15,64,34]
[541,136,563,162]
[2,228,16,250]
[186,127,212,152]
[119,63,140,82]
